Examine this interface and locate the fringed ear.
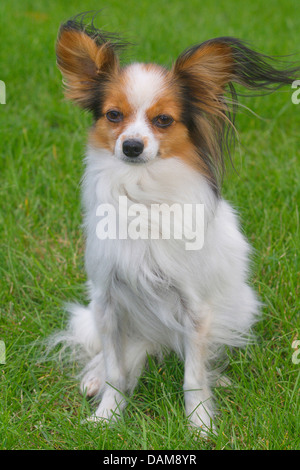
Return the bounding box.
[174,41,234,100]
[173,41,235,190]
[56,19,120,117]
[173,37,300,190]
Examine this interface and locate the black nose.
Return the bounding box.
[122,139,144,158]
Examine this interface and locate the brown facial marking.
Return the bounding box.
[89,75,135,151]
[145,76,210,175]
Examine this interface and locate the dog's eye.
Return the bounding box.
[153,114,174,128]
[106,110,124,123]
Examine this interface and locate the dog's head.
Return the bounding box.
[56,12,300,192]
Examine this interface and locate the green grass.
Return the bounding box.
[0,0,299,450]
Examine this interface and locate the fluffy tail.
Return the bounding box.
[47,303,102,364]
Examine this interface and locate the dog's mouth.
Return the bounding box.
[119,150,162,165]
[121,155,146,164]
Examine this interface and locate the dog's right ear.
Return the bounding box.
[56,27,119,114]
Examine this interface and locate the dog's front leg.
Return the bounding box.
[91,306,127,422]
[183,315,215,434]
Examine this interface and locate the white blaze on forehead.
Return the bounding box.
[114,64,166,162]
[124,63,167,112]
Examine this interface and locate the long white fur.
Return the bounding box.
[58,64,259,433]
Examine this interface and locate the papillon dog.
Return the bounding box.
[54,12,299,433]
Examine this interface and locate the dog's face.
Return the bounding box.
[90,63,189,165]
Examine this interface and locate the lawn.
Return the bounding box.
[0,0,299,451]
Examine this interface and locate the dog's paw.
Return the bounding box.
[80,352,105,397]
[84,406,120,426]
[80,375,102,398]
[84,414,109,426]
[187,406,216,438]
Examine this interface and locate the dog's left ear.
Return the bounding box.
[173,41,235,119]
[172,38,300,189]
[173,37,300,96]
[173,40,233,95]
